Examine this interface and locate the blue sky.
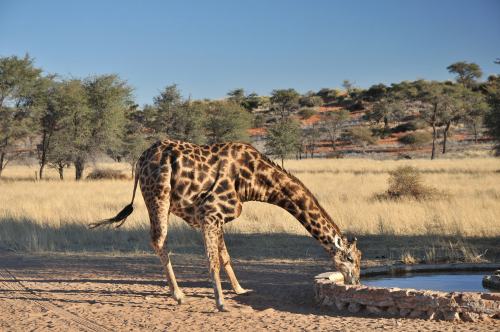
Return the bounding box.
[1,0,499,105]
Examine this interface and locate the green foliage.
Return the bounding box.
[298,107,317,119]
[151,85,206,144]
[484,75,500,155]
[348,126,377,149]
[204,101,252,144]
[316,88,339,103]
[265,119,301,167]
[121,104,152,174]
[324,109,349,150]
[270,88,300,119]
[447,61,483,88]
[299,93,323,108]
[0,54,44,176]
[227,89,262,111]
[391,120,426,133]
[386,166,436,200]
[362,83,388,102]
[398,131,432,146]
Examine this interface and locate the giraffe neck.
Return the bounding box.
[239,165,343,256]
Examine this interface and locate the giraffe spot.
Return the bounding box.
[257,174,273,188]
[240,168,252,179]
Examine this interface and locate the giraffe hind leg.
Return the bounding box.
[201,220,228,312]
[145,192,186,304]
[218,231,250,295]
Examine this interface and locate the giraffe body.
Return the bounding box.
[92,139,361,311]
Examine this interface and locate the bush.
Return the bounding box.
[391,120,426,133]
[386,166,435,200]
[349,126,377,146]
[298,107,317,119]
[398,131,432,146]
[86,169,128,180]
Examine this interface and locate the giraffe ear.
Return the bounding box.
[334,235,343,250]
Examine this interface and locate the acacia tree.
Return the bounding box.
[121,104,152,177]
[323,109,349,151]
[485,75,500,155]
[265,119,301,168]
[67,75,132,180]
[270,89,300,119]
[204,101,252,144]
[151,85,206,143]
[447,61,482,89]
[463,90,489,143]
[0,55,43,177]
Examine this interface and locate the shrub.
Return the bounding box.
[86,169,128,180]
[386,166,435,200]
[392,120,426,133]
[398,131,432,146]
[348,126,377,146]
[298,107,317,119]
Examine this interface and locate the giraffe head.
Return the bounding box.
[333,236,361,285]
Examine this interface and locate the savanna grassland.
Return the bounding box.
[1,157,499,263]
[1,157,500,331]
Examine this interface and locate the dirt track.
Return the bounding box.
[0,252,498,331]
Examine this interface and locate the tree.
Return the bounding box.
[227,89,261,112]
[316,88,339,104]
[270,89,300,119]
[68,74,133,180]
[227,88,245,105]
[242,92,261,111]
[436,84,464,154]
[0,54,43,177]
[204,101,252,144]
[413,81,452,159]
[299,92,323,108]
[151,85,206,144]
[342,80,355,95]
[121,104,152,177]
[265,119,301,168]
[303,123,321,158]
[46,79,90,180]
[367,98,404,135]
[461,89,489,144]
[323,109,349,151]
[348,126,377,152]
[36,78,86,180]
[484,75,500,155]
[447,61,482,89]
[362,84,388,102]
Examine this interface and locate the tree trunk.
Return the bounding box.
[0,151,5,178]
[74,157,85,180]
[473,123,478,144]
[39,131,48,180]
[431,122,437,160]
[58,165,64,180]
[281,157,284,169]
[442,122,451,154]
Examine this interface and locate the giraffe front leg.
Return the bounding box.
[218,231,250,295]
[202,222,228,312]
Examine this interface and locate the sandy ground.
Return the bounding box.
[0,252,498,332]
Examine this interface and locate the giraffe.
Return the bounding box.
[90,139,361,312]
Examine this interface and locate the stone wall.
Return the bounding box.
[314,265,500,322]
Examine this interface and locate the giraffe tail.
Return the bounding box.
[89,161,140,229]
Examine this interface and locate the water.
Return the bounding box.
[363,272,497,293]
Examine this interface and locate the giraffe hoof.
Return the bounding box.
[235,288,252,295]
[176,296,188,305]
[217,304,230,312]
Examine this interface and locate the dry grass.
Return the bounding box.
[1,158,499,256]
